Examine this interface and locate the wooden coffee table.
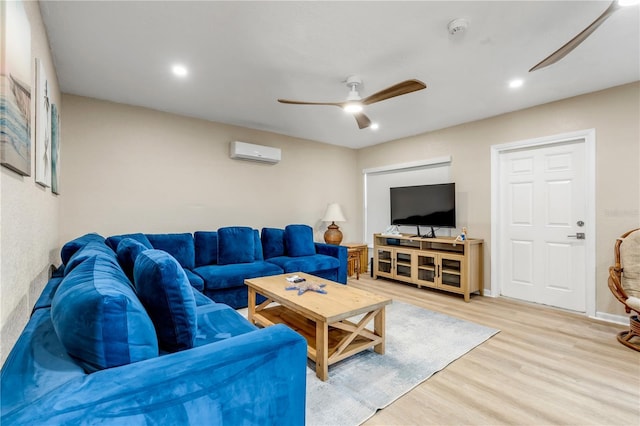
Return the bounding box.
[245,272,392,381]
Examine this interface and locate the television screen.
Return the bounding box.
[390,183,456,229]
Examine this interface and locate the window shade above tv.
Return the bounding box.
[390,183,456,228]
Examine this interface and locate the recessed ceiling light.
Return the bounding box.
[370,123,380,130]
[171,64,188,77]
[509,79,524,89]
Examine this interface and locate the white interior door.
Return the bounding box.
[498,140,587,312]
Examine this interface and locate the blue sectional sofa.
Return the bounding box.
[2,224,347,424]
[105,224,348,308]
[1,232,308,425]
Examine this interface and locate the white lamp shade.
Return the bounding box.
[321,203,346,222]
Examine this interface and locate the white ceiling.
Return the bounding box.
[39,1,639,149]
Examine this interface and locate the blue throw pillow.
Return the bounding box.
[146,233,196,270]
[51,256,159,373]
[194,231,218,267]
[134,250,197,352]
[285,224,316,257]
[60,233,105,265]
[116,238,149,283]
[217,227,255,265]
[64,241,120,276]
[261,227,285,259]
[105,233,153,252]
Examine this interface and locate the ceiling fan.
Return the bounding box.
[277,76,426,129]
[530,0,638,72]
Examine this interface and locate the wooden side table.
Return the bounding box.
[342,243,368,279]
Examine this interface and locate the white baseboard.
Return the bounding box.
[481,291,628,325]
[480,288,496,297]
[592,311,629,325]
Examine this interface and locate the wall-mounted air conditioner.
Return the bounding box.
[229,141,281,164]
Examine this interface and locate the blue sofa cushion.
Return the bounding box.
[217,227,255,265]
[64,241,120,276]
[105,233,153,252]
[184,269,205,292]
[146,233,195,270]
[194,261,283,291]
[194,303,258,346]
[60,233,105,265]
[116,238,149,282]
[134,250,197,352]
[51,256,158,373]
[266,254,339,274]
[261,227,285,259]
[31,276,64,313]
[285,224,316,257]
[194,231,218,266]
[192,287,215,306]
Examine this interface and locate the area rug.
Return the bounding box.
[240,300,499,426]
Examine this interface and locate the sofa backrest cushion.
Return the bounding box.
[51,256,158,373]
[116,238,149,283]
[134,250,197,352]
[60,233,105,265]
[105,233,153,252]
[146,233,195,270]
[217,227,255,265]
[285,224,316,257]
[253,229,264,261]
[194,231,218,267]
[64,241,120,277]
[261,227,285,259]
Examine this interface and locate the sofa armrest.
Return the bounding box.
[2,325,307,425]
[315,242,348,283]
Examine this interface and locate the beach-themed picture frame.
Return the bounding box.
[51,103,60,194]
[0,0,32,176]
[35,57,51,187]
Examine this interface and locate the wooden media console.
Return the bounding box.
[373,233,484,302]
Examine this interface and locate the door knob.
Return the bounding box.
[567,233,585,239]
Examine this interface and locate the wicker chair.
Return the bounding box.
[608,228,640,351]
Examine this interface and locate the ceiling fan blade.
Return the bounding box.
[353,112,371,129]
[277,99,343,107]
[362,79,426,105]
[529,1,619,72]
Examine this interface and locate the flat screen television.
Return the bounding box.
[390,183,456,238]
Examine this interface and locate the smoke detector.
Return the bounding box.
[448,18,468,35]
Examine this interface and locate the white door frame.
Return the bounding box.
[490,129,596,317]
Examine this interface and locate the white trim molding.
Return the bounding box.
[362,156,452,175]
[594,311,629,326]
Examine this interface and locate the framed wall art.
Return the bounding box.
[35,57,51,187]
[1,0,32,176]
[51,103,60,194]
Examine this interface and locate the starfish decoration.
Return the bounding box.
[285,281,327,296]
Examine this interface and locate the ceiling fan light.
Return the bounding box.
[509,79,524,89]
[171,64,188,77]
[343,103,363,113]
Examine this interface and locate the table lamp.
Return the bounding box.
[322,203,346,245]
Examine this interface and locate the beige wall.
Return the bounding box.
[59,95,359,245]
[0,2,61,365]
[357,82,640,317]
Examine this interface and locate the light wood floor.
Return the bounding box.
[346,275,640,426]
